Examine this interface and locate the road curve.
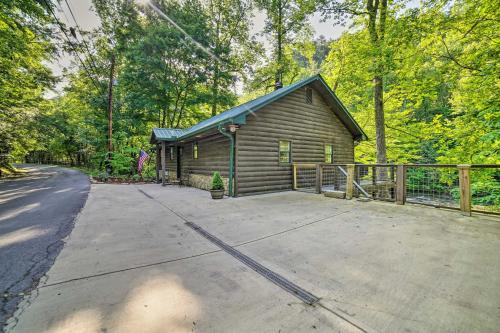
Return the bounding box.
[0,165,89,329]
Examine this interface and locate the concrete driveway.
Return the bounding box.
[7,185,500,333]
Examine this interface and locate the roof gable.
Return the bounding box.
[151,74,367,143]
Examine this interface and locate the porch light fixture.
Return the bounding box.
[228,124,239,133]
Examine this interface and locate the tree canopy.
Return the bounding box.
[1,0,498,174]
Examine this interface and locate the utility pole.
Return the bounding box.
[105,53,115,176]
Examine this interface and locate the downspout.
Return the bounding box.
[217,123,234,197]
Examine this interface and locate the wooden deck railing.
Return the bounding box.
[293,163,499,216]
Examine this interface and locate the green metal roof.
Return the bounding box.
[151,74,367,143]
[151,128,186,141]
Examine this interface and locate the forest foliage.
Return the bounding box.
[1,0,498,175]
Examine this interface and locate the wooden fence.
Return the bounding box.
[293,163,499,216]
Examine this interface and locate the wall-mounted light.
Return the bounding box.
[228,124,239,133]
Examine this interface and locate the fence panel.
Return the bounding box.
[355,165,396,201]
[322,164,347,192]
[405,166,459,209]
[292,163,499,216]
[470,166,500,214]
[294,164,317,192]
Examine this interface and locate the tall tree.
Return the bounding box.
[254,0,315,88]
[320,0,393,165]
[204,0,254,116]
[119,0,211,128]
[0,0,55,161]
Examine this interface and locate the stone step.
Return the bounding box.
[323,190,346,199]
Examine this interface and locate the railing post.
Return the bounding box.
[371,166,377,198]
[315,164,322,194]
[161,141,166,186]
[396,165,406,205]
[346,164,355,199]
[458,164,471,216]
[292,163,297,190]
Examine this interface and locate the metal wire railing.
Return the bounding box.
[355,165,396,201]
[470,167,500,213]
[322,164,347,192]
[292,163,499,216]
[293,164,317,192]
[406,166,459,208]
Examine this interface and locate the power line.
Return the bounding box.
[41,0,103,95]
[63,0,102,78]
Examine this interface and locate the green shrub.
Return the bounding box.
[210,172,224,191]
[97,171,108,182]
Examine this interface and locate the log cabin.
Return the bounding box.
[150,74,366,197]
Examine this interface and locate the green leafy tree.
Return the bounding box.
[0,0,55,162]
[320,0,399,166]
[204,0,255,116]
[253,0,316,88]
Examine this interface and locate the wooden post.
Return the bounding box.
[346,164,355,200]
[292,163,297,190]
[371,166,376,198]
[315,164,322,194]
[155,144,160,183]
[458,164,471,216]
[161,141,166,186]
[389,165,395,199]
[396,165,406,205]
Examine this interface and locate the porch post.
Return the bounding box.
[155,144,160,183]
[161,141,166,186]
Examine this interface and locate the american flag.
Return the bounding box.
[137,149,149,173]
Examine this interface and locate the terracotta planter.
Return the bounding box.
[210,189,224,199]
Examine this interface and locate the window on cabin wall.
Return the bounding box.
[193,142,198,159]
[169,146,174,160]
[325,144,333,163]
[305,87,313,104]
[279,140,291,164]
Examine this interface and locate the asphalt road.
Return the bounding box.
[0,165,89,329]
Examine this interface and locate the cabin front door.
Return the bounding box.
[176,146,182,179]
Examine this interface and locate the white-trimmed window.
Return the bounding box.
[325,144,333,163]
[279,140,291,164]
[193,142,198,159]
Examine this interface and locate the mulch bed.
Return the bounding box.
[90,177,156,185]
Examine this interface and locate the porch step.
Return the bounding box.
[323,190,346,199]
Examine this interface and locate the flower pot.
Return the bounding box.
[210,189,224,199]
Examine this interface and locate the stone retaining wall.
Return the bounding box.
[188,173,230,195]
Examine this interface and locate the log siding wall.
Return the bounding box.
[180,134,230,178]
[236,85,355,195]
[161,133,230,182]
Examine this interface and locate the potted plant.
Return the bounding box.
[210,172,225,199]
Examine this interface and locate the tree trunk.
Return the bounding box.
[211,65,219,116]
[374,75,387,165]
[276,0,283,88]
[366,0,387,167]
